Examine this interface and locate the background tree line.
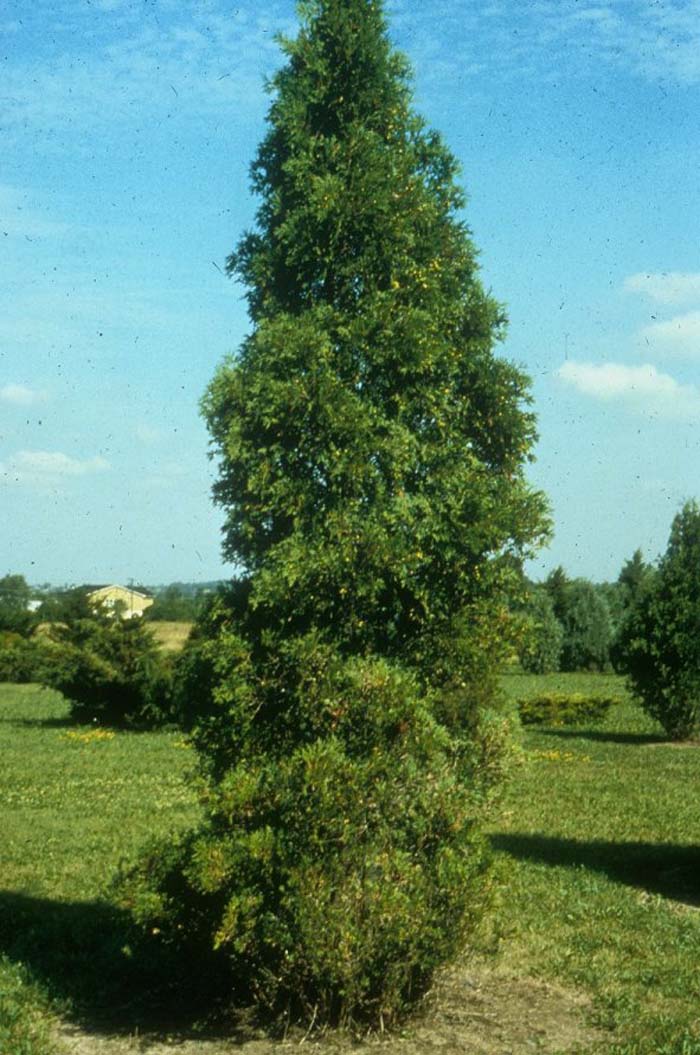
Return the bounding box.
[515,548,655,675]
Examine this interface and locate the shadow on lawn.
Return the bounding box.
[0,892,246,1041]
[492,834,700,907]
[1,715,74,729]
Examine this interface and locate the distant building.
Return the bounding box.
[87,584,154,619]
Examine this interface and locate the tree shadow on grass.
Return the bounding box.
[0,715,74,729]
[536,728,664,746]
[0,891,250,1042]
[492,834,700,907]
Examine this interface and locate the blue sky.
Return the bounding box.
[2,0,699,586]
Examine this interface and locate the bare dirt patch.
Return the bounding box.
[54,960,604,1055]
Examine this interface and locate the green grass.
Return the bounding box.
[2,675,700,1053]
[0,683,200,1051]
[491,671,700,1054]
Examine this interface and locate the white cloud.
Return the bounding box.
[641,311,700,359]
[0,383,46,406]
[624,272,700,306]
[0,450,110,487]
[557,360,700,421]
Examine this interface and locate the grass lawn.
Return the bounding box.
[1,673,699,1053]
[0,683,200,1054]
[495,671,700,1054]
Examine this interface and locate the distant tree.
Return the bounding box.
[36,586,95,626]
[0,574,35,636]
[543,565,569,623]
[119,0,549,1027]
[518,587,563,674]
[617,548,656,607]
[558,579,613,672]
[145,585,202,622]
[617,501,700,739]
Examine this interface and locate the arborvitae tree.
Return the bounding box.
[120,0,548,1026]
[618,502,700,739]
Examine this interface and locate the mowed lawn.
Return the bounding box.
[1,674,700,1054]
[0,683,200,1054]
[496,672,700,1054]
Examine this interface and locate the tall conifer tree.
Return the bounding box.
[123,0,549,1025]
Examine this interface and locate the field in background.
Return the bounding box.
[148,620,193,652]
[1,674,699,1054]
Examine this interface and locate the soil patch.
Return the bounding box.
[54,960,605,1055]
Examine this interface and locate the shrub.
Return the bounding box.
[41,616,173,728]
[617,501,700,740]
[517,692,616,726]
[119,649,498,1024]
[0,632,49,683]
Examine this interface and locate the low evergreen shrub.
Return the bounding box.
[40,616,173,728]
[517,692,616,726]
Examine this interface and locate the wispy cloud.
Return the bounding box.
[0,383,47,406]
[625,272,700,306]
[640,311,700,359]
[557,360,700,421]
[1,3,294,143]
[390,0,700,88]
[0,450,110,487]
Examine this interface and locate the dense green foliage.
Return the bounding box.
[558,580,613,672]
[145,584,206,622]
[616,548,655,608]
[33,585,96,624]
[0,573,36,636]
[617,501,700,740]
[517,587,563,674]
[40,613,173,728]
[516,691,616,726]
[542,572,613,672]
[0,631,46,683]
[122,0,548,1027]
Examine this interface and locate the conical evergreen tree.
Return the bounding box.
[121,0,549,1026]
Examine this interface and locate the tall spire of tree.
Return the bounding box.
[205,0,548,684]
[124,0,549,1027]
